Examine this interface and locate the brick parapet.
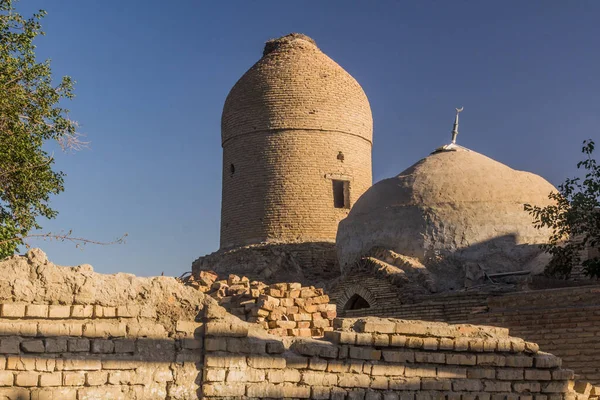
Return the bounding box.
[335,281,600,386]
[201,314,589,400]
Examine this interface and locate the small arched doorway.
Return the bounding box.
[343,293,370,310]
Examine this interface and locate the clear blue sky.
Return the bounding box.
[18,0,600,276]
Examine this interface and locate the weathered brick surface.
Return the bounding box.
[199,315,587,400]
[219,34,373,250]
[334,277,600,387]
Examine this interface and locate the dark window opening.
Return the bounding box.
[344,294,370,310]
[333,179,350,209]
[230,164,235,176]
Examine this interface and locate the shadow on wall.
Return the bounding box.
[192,241,340,287]
[0,318,205,399]
[332,234,554,313]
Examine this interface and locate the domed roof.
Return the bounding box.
[221,33,373,144]
[336,146,557,274]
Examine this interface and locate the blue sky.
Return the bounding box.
[16,0,600,276]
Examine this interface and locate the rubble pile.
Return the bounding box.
[182,271,336,337]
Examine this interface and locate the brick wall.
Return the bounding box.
[2,250,598,399]
[469,286,600,385]
[335,280,600,386]
[0,249,207,399]
[0,302,203,399]
[202,312,589,399]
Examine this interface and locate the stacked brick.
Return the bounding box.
[337,281,600,386]
[0,302,203,399]
[202,313,595,400]
[184,271,336,337]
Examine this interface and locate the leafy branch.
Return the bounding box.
[525,139,600,278]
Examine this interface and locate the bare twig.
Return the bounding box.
[0,231,128,248]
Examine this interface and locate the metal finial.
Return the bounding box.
[451,107,463,144]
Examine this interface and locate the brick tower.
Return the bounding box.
[220,33,373,249]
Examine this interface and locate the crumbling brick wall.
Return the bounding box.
[1,250,597,399]
[0,249,207,399]
[201,308,594,399]
[335,281,600,386]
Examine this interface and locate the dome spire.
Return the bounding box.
[451,106,463,144]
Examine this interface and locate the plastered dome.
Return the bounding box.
[336,146,557,275]
[220,33,373,249]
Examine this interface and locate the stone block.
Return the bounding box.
[0,303,26,318]
[0,371,14,386]
[421,378,451,391]
[311,386,332,400]
[204,368,226,382]
[226,368,265,382]
[77,387,125,400]
[467,368,495,379]
[437,367,467,379]
[301,371,338,386]
[26,304,48,318]
[551,369,574,380]
[107,370,134,385]
[63,371,86,386]
[389,377,421,391]
[338,373,371,388]
[15,371,39,387]
[309,357,328,371]
[38,322,82,337]
[59,358,101,371]
[371,376,389,390]
[114,339,135,353]
[505,355,533,368]
[371,364,404,376]
[91,339,114,353]
[7,355,36,371]
[541,382,570,393]
[21,339,45,353]
[452,379,483,392]
[483,380,512,392]
[70,305,93,318]
[514,382,541,393]
[205,353,246,368]
[525,369,552,381]
[422,338,439,350]
[266,340,285,354]
[0,321,38,337]
[382,350,414,363]
[67,338,90,352]
[48,305,71,319]
[116,305,140,318]
[81,322,126,338]
[247,355,286,369]
[446,353,476,365]
[497,368,524,380]
[349,346,381,361]
[86,371,108,386]
[477,354,506,366]
[44,338,67,353]
[0,337,21,354]
[404,366,437,378]
[534,353,562,369]
[415,352,445,364]
[31,388,78,400]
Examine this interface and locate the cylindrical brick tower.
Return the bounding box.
[220,33,373,249]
